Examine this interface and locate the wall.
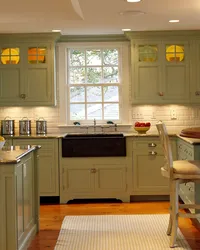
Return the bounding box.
[0,93,199,135]
[0,41,199,135]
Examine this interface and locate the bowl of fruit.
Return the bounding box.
[134,122,151,134]
[0,136,5,149]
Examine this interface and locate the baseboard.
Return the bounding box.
[130,195,170,202]
[40,196,60,204]
[19,225,37,250]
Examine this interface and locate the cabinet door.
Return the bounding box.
[16,162,24,243]
[61,164,95,194]
[13,139,59,196]
[0,68,22,104]
[133,150,169,194]
[94,164,127,193]
[132,42,163,104]
[16,154,34,246]
[190,41,200,102]
[162,42,190,102]
[23,155,34,232]
[24,44,55,105]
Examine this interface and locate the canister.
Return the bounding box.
[1,116,15,135]
[19,117,31,135]
[36,117,47,134]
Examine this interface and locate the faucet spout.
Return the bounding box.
[94,118,96,132]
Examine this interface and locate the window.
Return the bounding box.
[58,42,130,125]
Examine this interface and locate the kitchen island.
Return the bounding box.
[0,145,40,250]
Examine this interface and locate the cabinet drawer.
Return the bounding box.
[177,140,194,160]
[13,139,56,153]
[132,140,161,150]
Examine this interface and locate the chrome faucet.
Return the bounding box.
[94,118,96,132]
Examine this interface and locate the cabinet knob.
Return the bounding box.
[148,143,157,147]
[149,151,157,155]
[90,168,96,173]
[158,92,164,96]
[20,94,26,99]
[195,91,200,96]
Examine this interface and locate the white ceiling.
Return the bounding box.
[1,0,200,35]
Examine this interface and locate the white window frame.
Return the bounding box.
[57,41,130,126]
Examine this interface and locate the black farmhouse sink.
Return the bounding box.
[64,133,124,138]
[62,133,126,157]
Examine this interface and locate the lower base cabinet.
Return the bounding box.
[132,137,177,195]
[61,163,129,203]
[177,138,200,214]
[0,150,39,250]
[13,139,59,196]
[59,138,133,203]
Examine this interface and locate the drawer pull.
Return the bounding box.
[148,143,157,147]
[149,151,157,155]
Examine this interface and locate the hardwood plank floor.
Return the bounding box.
[28,201,200,249]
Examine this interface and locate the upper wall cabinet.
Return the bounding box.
[125,31,200,105]
[0,33,59,106]
[190,40,200,103]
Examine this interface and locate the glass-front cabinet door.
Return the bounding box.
[25,44,52,104]
[0,45,22,104]
[162,42,190,103]
[133,42,163,104]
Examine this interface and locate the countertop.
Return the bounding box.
[0,145,41,164]
[1,131,177,138]
[177,135,200,145]
[2,133,65,139]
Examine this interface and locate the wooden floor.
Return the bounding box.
[28,201,200,249]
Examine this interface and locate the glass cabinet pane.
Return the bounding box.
[1,48,20,64]
[28,47,46,64]
[166,45,184,62]
[139,45,158,62]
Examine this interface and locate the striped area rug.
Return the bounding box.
[54,214,191,250]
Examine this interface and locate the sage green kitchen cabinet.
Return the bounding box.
[59,138,133,203]
[0,150,39,250]
[126,31,192,104]
[0,34,58,106]
[190,40,200,102]
[132,137,177,195]
[130,40,190,104]
[13,138,59,196]
[177,137,200,210]
[60,160,129,203]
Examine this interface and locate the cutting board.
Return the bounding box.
[180,127,200,138]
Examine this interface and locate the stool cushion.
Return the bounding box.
[173,160,200,175]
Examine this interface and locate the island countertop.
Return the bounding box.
[0,145,41,164]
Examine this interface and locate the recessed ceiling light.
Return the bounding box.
[169,20,179,23]
[52,29,61,32]
[122,28,131,31]
[119,10,145,16]
[127,0,141,2]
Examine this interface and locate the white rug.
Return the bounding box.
[54,214,191,250]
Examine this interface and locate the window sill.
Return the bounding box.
[58,124,132,128]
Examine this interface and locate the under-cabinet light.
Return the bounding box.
[127,0,141,2]
[169,20,180,23]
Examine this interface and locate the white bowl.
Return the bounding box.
[0,140,5,149]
